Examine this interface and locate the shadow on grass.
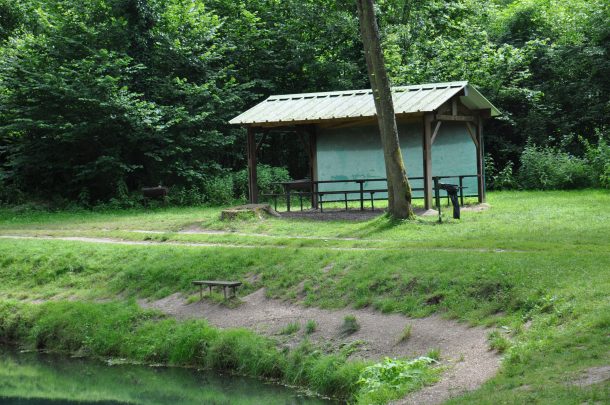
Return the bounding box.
[345,212,450,238]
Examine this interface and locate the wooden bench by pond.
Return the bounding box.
[192,280,242,300]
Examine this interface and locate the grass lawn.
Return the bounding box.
[0,190,608,403]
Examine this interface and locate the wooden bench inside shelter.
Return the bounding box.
[192,280,242,300]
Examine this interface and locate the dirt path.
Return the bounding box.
[0,234,523,254]
[140,289,501,405]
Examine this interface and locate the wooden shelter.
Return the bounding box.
[229,81,500,210]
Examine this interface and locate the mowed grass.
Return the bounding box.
[0,190,609,404]
[0,190,608,252]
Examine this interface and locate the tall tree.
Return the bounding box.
[355,0,414,219]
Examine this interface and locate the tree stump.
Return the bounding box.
[220,204,280,221]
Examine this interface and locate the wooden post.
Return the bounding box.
[247,127,258,203]
[308,126,318,209]
[423,113,434,210]
[476,116,485,203]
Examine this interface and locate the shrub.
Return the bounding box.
[204,175,235,206]
[581,132,610,189]
[518,145,592,189]
[494,161,517,190]
[232,164,291,200]
[484,155,516,190]
[356,357,440,404]
[0,179,26,206]
[340,315,360,336]
[167,186,205,206]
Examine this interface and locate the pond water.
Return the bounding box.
[0,349,336,405]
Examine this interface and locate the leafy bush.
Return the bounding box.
[356,357,440,404]
[581,132,610,189]
[485,155,517,190]
[167,186,205,206]
[204,175,235,206]
[518,145,592,190]
[232,164,291,200]
[494,161,517,190]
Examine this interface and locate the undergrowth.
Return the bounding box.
[356,357,441,404]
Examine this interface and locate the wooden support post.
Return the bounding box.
[247,127,258,203]
[476,116,485,203]
[423,113,434,210]
[308,126,318,209]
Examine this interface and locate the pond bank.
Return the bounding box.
[0,348,333,404]
[140,288,500,405]
[0,300,361,402]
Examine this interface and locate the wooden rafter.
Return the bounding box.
[431,121,442,145]
[465,122,479,148]
[255,129,269,152]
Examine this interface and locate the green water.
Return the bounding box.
[0,349,335,405]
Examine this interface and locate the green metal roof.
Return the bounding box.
[229,81,500,126]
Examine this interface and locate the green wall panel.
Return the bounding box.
[316,121,478,200]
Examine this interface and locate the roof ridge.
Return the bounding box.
[266,81,468,101]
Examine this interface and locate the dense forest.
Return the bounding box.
[0,0,608,206]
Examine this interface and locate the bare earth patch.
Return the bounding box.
[569,365,610,387]
[277,203,489,221]
[140,289,500,405]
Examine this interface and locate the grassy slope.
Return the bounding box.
[0,190,609,403]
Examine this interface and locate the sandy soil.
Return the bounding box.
[140,289,500,405]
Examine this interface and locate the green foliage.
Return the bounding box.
[485,155,517,190]
[167,186,206,206]
[581,132,610,189]
[0,0,608,204]
[425,349,440,362]
[398,324,412,342]
[340,315,360,337]
[305,320,318,334]
[233,164,292,201]
[279,321,301,335]
[204,175,235,206]
[518,145,592,189]
[0,0,250,203]
[356,357,440,404]
[488,330,511,353]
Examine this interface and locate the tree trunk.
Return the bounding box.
[356,0,414,219]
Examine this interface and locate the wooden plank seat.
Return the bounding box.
[192,280,242,300]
